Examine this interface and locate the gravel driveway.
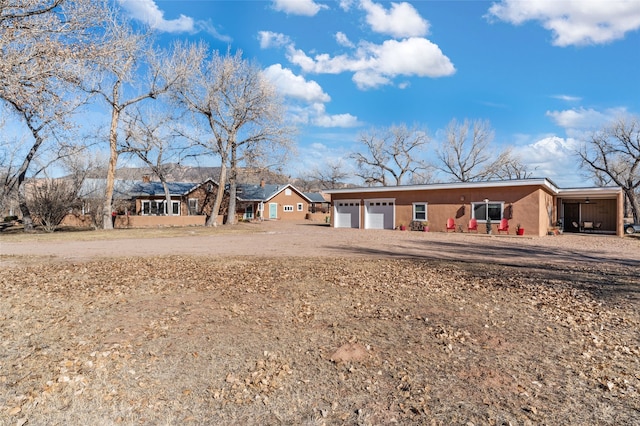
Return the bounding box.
[2,221,638,269]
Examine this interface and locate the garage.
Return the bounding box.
[334,200,360,228]
[364,199,395,229]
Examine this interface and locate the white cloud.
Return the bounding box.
[272,0,328,16]
[310,103,360,128]
[262,65,360,128]
[551,94,582,102]
[359,0,429,38]
[117,0,230,40]
[118,0,195,33]
[263,64,330,103]
[335,32,355,48]
[546,107,627,130]
[487,0,640,46]
[258,31,292,49]
[513,136,583,186]
[288,37,455,90]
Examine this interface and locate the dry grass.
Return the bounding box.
[1,254,638,425]
[0,222,260,243]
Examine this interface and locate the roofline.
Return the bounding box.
[324,178,563,195]
[236,183,313,202]
[557,186,622,197]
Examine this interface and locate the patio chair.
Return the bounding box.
[446,217,455,232]
[467,218,478,233]
[583,221,594,232]
[497,218,509,234]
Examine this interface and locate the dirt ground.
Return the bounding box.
[1,222,639,425]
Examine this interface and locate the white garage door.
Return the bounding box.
[334,200,360,228]
[364,199,395,229]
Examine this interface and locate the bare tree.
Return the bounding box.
[491,147,536,180]
[177,47,295,226]
[26,177,80,232]
[435,118,524,182]
[88,18,201,229]
[351,124,431,186]
[0,0,109,230]
[435,119,494,182]
[121,106,189,215]
[305,158,350,189]
[577,116,640,223]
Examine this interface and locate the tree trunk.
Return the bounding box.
[18,183,34,232]
[226,145,238,225]
[103,103,121,230]
[626,188,640,224]
[162,180,173,216]
[206,161,227,226]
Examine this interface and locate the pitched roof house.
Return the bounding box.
[235,182,313,221]
[325,178,625,237]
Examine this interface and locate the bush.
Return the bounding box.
[3,215,18,222]
[27,179,80,232]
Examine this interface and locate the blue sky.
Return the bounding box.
[115,1,639,187]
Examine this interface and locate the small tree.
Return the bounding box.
[27,178,79,232]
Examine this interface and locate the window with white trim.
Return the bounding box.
[142,200,180,216]
[297,203,303,211]
[471,201,504,222]
[285,188,292,196]
[283,205,294,212]
[412,202,428,221]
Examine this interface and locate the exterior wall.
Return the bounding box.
[114,215,207,228]
[263,189,310,221]
[331,185,550,236]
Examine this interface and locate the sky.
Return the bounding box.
[115,1,639,187]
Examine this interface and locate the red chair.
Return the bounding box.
[467,218,478,233]
[497,218,509,234]
[446,217,455,232]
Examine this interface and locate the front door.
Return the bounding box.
[563,202,580,232]
[269,203,278,219]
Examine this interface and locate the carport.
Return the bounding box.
[558,187,623,234]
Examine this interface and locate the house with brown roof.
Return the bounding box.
[324,178,625,237]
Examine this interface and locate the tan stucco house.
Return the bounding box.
[325,178,624,237]
[236,182,313,221]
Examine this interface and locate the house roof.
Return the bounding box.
[78,178,219,199]
[129,181,200,197]
[236,183,312,202]
[78,178,139,199]
[323,178,622,197]
[304,192,329,203]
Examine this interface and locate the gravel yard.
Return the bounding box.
[1,222,638,425]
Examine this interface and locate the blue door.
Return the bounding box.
[269,203,278,219]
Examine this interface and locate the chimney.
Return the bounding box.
[260,179,265,188]
[142,175,151,183]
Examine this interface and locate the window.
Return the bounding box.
[471,201,504,222]
[412,202,428,221]
[142,200,180,216]
[297,203,303,211]
[188,199,198,215]
[283,205,294,212]
[285,188,292,196]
